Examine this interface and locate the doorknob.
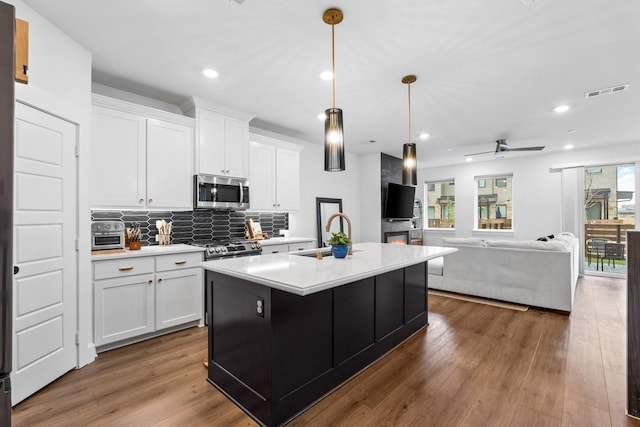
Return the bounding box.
[13,266,19,275]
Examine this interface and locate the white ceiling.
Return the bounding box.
[23,0,640,167]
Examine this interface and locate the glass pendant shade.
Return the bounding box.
[324,107,345,171]
[402,142,417,186]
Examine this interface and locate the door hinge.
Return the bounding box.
[75,333,79,345]
[75,145,80,157]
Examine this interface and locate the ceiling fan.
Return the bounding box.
[465,139,545,157]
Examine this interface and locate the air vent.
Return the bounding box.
[585,84,629,99]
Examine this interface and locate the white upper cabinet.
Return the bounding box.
[181,97,254,178]
[249,135,303,211]
[90,95,194,210]
[196,109,248,177]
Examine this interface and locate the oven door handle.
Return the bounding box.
[238,182,244,204]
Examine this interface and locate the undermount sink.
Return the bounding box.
[292,249,361,258]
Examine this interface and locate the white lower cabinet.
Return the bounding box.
[261,240,316,255]
[93,251,203,350]
[155,260,203,330]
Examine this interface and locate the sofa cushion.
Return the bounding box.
[428,257,444,276]
[442,237,485,247]
[485,240,568,251]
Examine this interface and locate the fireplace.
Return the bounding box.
[384,231,408,245]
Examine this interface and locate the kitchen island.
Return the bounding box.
[202,242,457,427]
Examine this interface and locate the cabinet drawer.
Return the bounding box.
[156,252,203,272]
[94,257,155,280]
[289,241,316,252]
[264,243,289,254]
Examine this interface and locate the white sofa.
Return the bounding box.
[428,233,580,312]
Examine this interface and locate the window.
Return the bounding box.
[475,175,512,230]
[425,179,455,229]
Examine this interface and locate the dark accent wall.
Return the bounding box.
[91,210,288,245]
[380,153,411,242]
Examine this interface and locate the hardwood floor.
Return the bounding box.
[11,275,640,427]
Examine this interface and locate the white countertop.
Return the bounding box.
[258,237,316,246]
[201,242,457,296]
[91,243,205,260]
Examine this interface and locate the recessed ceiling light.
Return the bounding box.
[317,113,326,120]
[447,148,453,151]
[554,105,570,113]
[465,157,473,162]
[563,144,574,150]
[203,68,219,79]
[567,129,577,134]
[320,71,333,81]
[419,133,430,140]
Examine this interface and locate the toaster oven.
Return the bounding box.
[91,220,125,251]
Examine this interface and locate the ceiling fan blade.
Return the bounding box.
[505,146,545,152]
[465,150,495,157]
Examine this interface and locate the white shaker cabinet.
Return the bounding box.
[93,248,204,351]
[249,137,302,211]
[91,95,194,210]
[196,109,249,177]
[93,257,156,347]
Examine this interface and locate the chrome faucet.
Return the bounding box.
[325,212,352,255]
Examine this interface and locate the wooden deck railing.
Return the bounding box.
[584,222,635,254]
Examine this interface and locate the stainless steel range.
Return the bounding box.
[189,239,262,260]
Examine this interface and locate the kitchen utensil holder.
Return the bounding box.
[158,234,171,246]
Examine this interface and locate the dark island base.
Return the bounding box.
[206,262,428,427]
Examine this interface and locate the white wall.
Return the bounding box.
[288,144,362,243]
[8,0,94,366]
[419,141,640,246]
[359,153,382,243]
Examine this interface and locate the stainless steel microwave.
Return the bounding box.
[194,174,250,210]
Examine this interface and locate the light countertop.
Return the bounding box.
[258,237,316,246]
[91,243,205,261]
[201,242,457,296]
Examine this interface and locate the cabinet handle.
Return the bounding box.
[221,169,226,174]
[158,278,163,283]
[273,203,277,207]
[174,260,187,265]
[118,266,134,271]
[277,203,280,208]
[148,280,153,285]
[297,247,304,251]
[148,198,153,204]
[272,250,279,254]
[138,198,144,204]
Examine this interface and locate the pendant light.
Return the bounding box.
[402,75,417,186]
[323,8,345,172]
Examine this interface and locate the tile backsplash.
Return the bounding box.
[91,209,289,245]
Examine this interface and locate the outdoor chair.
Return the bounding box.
[587,238,608,271]
[604,243,625,268]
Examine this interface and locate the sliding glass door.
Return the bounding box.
[583,164,635,275]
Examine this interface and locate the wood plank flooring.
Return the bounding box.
[11,275,640,427]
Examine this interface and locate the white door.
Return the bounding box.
[12,103,77,405]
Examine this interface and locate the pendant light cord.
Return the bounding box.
[331,24,336,109]
[407,82,411,144]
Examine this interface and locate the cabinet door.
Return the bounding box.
[224,118,249,178]
[146,118,194,209]
[275,148,300,211]
[94,273,155,347]
[249,142,277,210]
[91,106,146,208]
[156,267,203,330]
[288,240,316,252]
[197,109,226,175]
[263,243,289,255]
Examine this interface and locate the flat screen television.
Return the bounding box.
[384,183,415,219]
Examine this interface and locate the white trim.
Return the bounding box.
[551,157,640,172]
[92,93,195,127]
